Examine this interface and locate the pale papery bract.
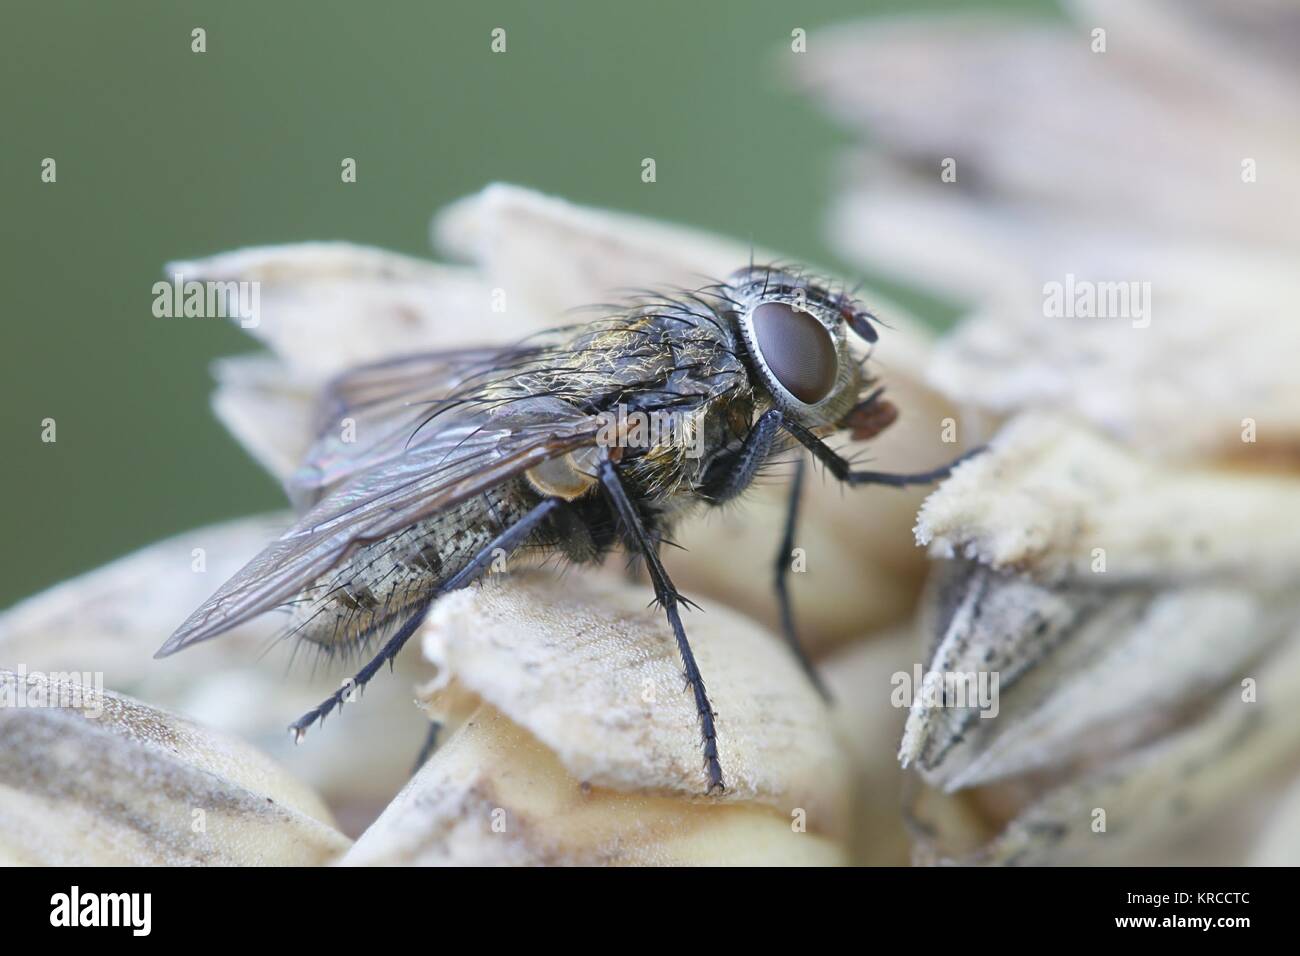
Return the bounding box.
[342,572,850,865]
[798,0,1300,863]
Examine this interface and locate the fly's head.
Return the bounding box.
[726,265,876,433]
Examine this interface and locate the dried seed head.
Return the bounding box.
[0,672,350,865]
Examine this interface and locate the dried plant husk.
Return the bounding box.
[898,413,1300,862]
[0,672,350,865]
[342,571,850,865]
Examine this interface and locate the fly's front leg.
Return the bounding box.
[700,408,784,503]
[597,457,724,793]
[783,418,986,487]
[289,496,564,741]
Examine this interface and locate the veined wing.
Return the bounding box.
[288,345,552,508]
[158,392,601,657]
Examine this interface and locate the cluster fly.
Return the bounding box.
[157,265,979,792]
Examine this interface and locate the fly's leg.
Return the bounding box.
[700,408,784,503]
[288,599,433,741]
[783,417,986,487]
[622,531,661,584]
[288,496,564,741]
[771,420,982,690]
[597,458,724,793]
[773,456,830,700]
[700,408,829,697]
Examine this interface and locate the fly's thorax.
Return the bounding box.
[597,389,753,508]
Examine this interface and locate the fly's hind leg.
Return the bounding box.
[597,458,724,793]
[288,496,564,741]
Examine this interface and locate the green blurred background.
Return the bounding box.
[1,0,1052,608]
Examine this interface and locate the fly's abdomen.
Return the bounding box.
[287,483,535,658]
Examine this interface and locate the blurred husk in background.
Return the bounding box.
[796,0,1300,864]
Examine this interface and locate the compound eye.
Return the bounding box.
[748,301,838,405]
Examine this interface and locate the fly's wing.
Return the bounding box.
[287,346,549,508]
[157,366,601,657]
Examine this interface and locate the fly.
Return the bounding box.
[156,265,981,793]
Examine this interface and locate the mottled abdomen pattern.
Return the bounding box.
[287,483,535,658]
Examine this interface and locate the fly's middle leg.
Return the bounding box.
[597,458,724,793]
